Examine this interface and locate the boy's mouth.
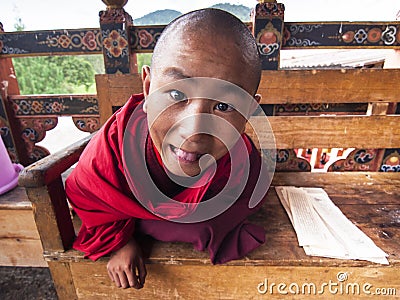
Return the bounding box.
[170,145,204,163]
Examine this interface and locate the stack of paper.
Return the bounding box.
[276,186,389,265]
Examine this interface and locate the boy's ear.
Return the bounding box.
[248,94,262,116]
[141,65,151,96]
[141,65,151,113]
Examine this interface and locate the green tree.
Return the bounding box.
[136,53,152,72]
[81,55,105,74]
[13,55,95,94]
[12,19,96,95]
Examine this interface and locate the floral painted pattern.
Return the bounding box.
[0,29,101,56]
[82,31,97,51]
[283,23,400,48]
[74,117,100,133]
[58,35,71,48]
[11,95,98,116]
[103,29,128,57]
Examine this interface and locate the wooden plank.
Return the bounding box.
[48,189,400,297]
[0,189,47,267]
[128,22,400,52]
[10,94,99,117]
[271,172,400,189]
[2,22,399,58]
[45,188,399,266]
[95,74,143,125]
[0,209,38,239]
[0,28,102,58]
[0,239,46,267]
[247,115,400,149]
[95,70,400,106]
[258,69,400,104]
[19,134,92,187]
[48,262,78,300]
[282,21,400,49]
[25,178,75,252]
[0,206,46,267]
[70,262,400,299]
[0,186,31,209]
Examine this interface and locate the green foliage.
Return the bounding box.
[80,54,105,74]
[13,19,98,95]
[14,18,25,31]
[13,55,95,94]
[136,53,152,72]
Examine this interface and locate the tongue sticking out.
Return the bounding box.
[173,147,201,162]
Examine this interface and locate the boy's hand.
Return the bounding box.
[107,238,147,289]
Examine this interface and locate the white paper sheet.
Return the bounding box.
[275,186,389,265]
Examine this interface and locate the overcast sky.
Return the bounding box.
[1,0,398,31]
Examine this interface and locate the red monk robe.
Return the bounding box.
[66,94,268,264]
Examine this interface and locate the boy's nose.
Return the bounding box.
[177,100,214,142]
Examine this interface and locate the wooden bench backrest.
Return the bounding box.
[96,69,400,150]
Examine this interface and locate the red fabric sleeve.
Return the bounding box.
[66,94,158,260]
[73,218,136,261]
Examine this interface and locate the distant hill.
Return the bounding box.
[134,9,181,25]
[133,3,252,25]
[209,3,251,22]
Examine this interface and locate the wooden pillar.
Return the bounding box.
[0,21,23,164]
[251,0,285,70]
[383,10,400,70]
[99,0,138,74]
[376,9,400,172]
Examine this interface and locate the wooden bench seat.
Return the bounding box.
[19,69,400,299]
[40,176,400,299]
[48,182,399,266]
[0,187,47,267]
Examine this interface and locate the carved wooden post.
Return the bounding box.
[0,21,23,164]
[0,93,20,163]
[251,0,285,70]
[251,2,310,171]
[99,0,138,74]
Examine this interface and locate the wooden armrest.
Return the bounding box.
[19,133,94,188]
[17,133,95,253]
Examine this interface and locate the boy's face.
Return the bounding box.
[143,32,260,177]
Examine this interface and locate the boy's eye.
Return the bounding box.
[215,102,234,112]
[169,90,187,101]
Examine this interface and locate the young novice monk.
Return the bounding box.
[66,8,269,290]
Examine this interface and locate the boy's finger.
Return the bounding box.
[107,269,115,282]
[138,260,147,286]
[131,269,141,289]
[126,266,138,288]
[113,272,122,288]
[117,271,130,289]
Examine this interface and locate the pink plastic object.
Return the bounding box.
[0,138,24,195]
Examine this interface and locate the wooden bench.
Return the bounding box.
[0,187,47,267]
[19,69,400,299]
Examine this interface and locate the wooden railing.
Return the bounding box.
[1,0,399,170]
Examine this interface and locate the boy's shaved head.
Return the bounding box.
[151,8,262,95]
[142,8,263,177]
